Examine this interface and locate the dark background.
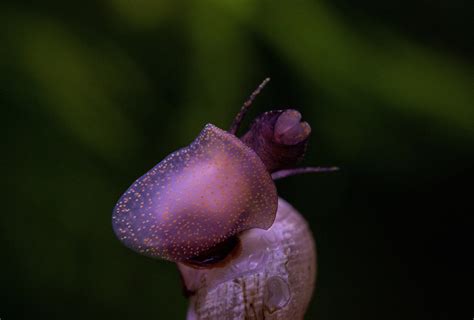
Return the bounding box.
[1,0,472,319]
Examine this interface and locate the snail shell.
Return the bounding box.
[178,197,316,320]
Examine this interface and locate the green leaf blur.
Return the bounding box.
[1,0,471,319]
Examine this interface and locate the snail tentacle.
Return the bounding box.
[229,77,270,135]
[271,166,339,180]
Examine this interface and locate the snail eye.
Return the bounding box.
[112,124,278,263]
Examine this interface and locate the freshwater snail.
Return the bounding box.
[112,78,337,319]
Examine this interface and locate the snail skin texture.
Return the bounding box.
[112,79,336,319]
[112,124,278,262]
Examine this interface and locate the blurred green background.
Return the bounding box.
[1,0,472,319]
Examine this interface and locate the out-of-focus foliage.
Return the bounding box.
[1,0,472,319]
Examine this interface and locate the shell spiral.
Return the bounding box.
[112,124,278,262]
[178,198,317,320]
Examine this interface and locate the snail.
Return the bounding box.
[112,78,337,319]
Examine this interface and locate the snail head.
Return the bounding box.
[240,109,311,173]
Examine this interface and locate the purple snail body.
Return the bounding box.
[112,124,278,263]
[112,79,337,319]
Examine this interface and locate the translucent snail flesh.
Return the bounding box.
[112,124,277,263]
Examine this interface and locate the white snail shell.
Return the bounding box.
[178,197,316,320]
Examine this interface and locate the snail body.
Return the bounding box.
[112,79,336,319]
[112,124,277,263]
